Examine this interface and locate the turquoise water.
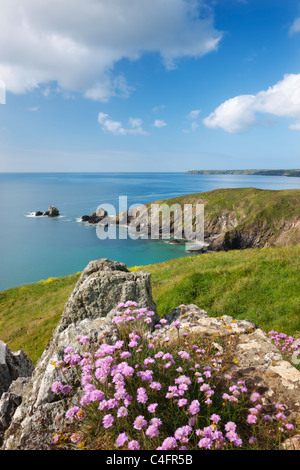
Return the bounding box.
[0,172,299,292]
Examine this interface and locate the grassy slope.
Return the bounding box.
[155,187,300,226]
[0,245,299,365]
[0,273,81,364]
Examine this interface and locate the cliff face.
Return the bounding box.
[113,188,300,251]
[1,258,300,450]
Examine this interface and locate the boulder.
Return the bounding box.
[1,259,158,450]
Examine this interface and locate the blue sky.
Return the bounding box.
[0,0,300,172]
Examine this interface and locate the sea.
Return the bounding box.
[0,172,299,292]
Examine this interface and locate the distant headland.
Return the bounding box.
[185,169,300,177]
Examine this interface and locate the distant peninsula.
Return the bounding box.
[185,169,300,177]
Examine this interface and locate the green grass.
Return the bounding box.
[134,245,300,338]
[0,273,81,364]
[156,187,300,226]
[0,246,299,365]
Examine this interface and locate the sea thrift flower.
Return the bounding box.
[117,406,128,418]
[250,392,261,402]
[102,414,114,429]
[65,406,81,419]
[198,437,212,449]
[210,414,221,424]
[115,432,129,448]
[150,381,162,391]
[160,437,177,450]
[133,415,147,430]
[51,381,63,394]
[177,398,188,407]
[247,414,257,424]
[146,424,160,438]
[225,422,236,432]
[285,423,294,430]
[128,440,140,450]
[148,403,158,413]
[189,400,200,415]
[77,335,90,344]
[70,432,81,444]
[137,387,148,403]
[174,426,191,442]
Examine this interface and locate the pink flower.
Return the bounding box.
[146,424,160,438]
[133,415,147,430]
[115,432,129,448]
[117,406,128,418]
[70,432,81,444]
[188,400,200,415]
[160,437,177,450]
[247,414,257,424]
[128,440,140,450]
[210,414,221,424]
[148,403,158,413]
[51,381,63,394]
[177,398,188,407]
[137,387,148,403]
[150,381,162,391]
[102,414,114,428]
[250,392,261,402]
[225,421,236,432]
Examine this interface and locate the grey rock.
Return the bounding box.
[0,377,30,446]
[0,342,34,397]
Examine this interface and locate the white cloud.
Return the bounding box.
[289,17,300,35]
[153,119,167,128]
[0,0,222,101]
[153,105,166,112]
[203,73,300,133]
[183,109,201,133]
[98,112,148,136]
[187,109,201,120]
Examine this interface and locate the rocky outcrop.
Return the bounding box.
[1,259,158,450]
[1,259,300,450]
[34,206,60,217]
[81,207,108,224]
[45,206,60,217]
